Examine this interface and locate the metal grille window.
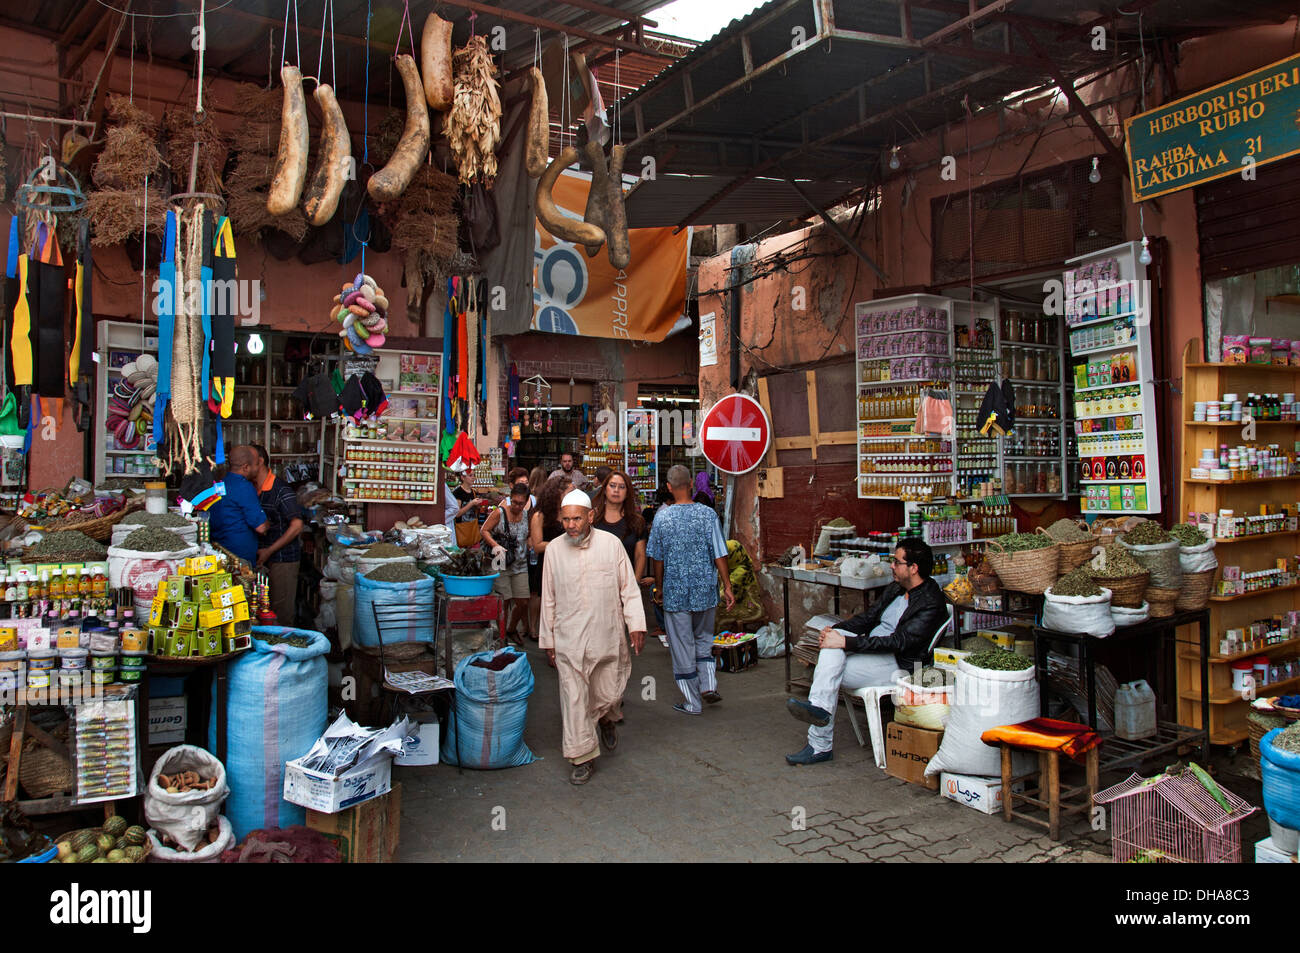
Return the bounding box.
[932,156,1124,286]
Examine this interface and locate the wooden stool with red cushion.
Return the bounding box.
[981,717,1102,840]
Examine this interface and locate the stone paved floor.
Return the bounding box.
[394,639,1113,862]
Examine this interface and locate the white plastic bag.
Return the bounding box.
[143,745,230,852]
[1179,539,1218,573]
[926,658,1039,777]
[1042,586,1114,638]
[1111,601,1149,628]
[756,622,785,659]
[891,671,954,731]
[146,815,233,863]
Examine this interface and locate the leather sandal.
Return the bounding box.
[570,760,596,785]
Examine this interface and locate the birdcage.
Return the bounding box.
[1093,770,1257,863]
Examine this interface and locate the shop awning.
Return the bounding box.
[624,173,861,228]
[612,0,1300,231]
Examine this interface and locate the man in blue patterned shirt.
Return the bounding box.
[646,465,735,715]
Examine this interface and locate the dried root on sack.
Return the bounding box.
[87,94,164,243]
[579,141,630,268]
[446,35,501,186]
[421,13,454,110]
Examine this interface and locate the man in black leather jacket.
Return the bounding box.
[785,537,949,765]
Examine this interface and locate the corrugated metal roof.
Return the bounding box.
[611,0,1300,226]
[624,173,861,227]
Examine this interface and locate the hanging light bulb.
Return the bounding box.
[1138,236,1152,266]
[1088,157,1101,184]
[889,147,900,171]
[247,333,265,355]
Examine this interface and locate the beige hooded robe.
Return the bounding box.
[540,526,646,762]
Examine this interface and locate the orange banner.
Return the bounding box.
[533,171,688,342]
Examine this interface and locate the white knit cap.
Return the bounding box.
[561,489,592,509]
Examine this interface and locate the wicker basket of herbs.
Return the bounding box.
[43,500,145,544]
[1038,520,1096,574]
[20,529,110,564]
[983,533,1059,594]
[1087,542,1149,608]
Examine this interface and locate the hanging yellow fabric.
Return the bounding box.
[11,254,32,387]
[69,254,85,382]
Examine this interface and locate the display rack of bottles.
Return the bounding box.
[1066,242,1161,513]
[622,409,658,497]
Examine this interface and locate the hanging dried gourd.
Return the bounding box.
[445,35,501,186]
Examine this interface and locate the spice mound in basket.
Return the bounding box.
[983,532,1058,594]
[1170,523,1209,547]
[23,530,108,562]
[1044,519,1090,543]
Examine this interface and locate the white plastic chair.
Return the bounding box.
[840,603,954,768]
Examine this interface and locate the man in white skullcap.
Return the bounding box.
[540,488,647,785]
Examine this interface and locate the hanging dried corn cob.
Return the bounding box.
[445,35,501,186]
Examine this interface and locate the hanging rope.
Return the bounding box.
[394,0,417,59]
[614,47,621,145]
[315,0,336,87]
[140,173,148,343]
[195,0,206,115]
[280,0,301,69]
[560,36,570,151]
[359,0,371,276]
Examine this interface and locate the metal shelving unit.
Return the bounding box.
[335,349,443,505]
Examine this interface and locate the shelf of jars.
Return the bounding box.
[952,301,1000,499]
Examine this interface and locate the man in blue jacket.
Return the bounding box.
[785,537,948,765]
[207,445,268,565]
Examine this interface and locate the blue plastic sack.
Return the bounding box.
[441,647,536,769]
[353,573,436,647]
[210,626,329,840]
[1261,727,1300,830]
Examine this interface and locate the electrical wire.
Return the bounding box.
[91,0,235,17]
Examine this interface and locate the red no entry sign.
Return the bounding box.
[700,393,771,475]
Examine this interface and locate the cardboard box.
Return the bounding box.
[940,772,1028,815]
[148,694,188,745]
[193,628,224,657]
[932,648,971,671]
[165,576,186,601]
[171,601,199,630]
[305,783,402,863]
[1255,837,1297,863]
[885,722,942,790]
[211,585,247,609]
[149,594,167,626]
[163,630,194,658]
[394,712,439,766]
[976,630,1015,650]
[284,751,394,814]
[179,555,220,576]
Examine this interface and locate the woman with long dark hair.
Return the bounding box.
[528,473,572,661]
[591,470,649,582]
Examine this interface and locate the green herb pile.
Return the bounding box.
[25,530,107,559]
[1045,518,1090,542]
[364,542,409,558]
[1272,722,1300,754]
[1090,543,1144,578]
[992,532,1054,551]
[120,512,191,529]
[1124,520,1173,545]
[259,632,313,648]
[966,650,1034,671]
[826,517,853,528]
[366,562,426,583]
[121,526,188,553]
[1052,567,1103,597]
[1170,523,1208,547]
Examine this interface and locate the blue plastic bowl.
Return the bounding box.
[442,573,499,597]
[18,845,58,863]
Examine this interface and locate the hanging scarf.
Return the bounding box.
[153,211,177,446]
[7,217,31,392]
[208,216,237,417]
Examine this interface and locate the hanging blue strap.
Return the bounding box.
[23,394,36,455]
[214,417,225,465]
[199,254,213,409]
[154,210,177,445]
[5,217,17,278]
